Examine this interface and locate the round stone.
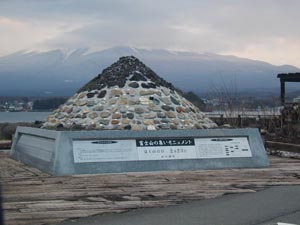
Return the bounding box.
[160,97,172,105]
[93,105,104,111]
[130,73,147,81]
[176,107,185,113]
[119,98,127,105]
[56,123,64,129]
[194,123,202,129]
[87,92,96,98]
[159,123,170,129]
[87,123,96,129]
[143,120,154,125]
[190,107,196,113]
[128,106,135,112]
[154,119,160,124]
[170,123,177,129]
[112,113,121,119]
[135,107,145,114]
[119,106,127,113]
[170,119,179,125]
[141,82,156,89]
[87,100,95,106]
[75,114,82,118]
[162,105,174,111]
[99,119,110,125]
[127,113,134,119]
[47,114,54,120]
[128,97,139,105]
[109,99,117,105]
[147,103,156,110]
[196,114,204,120]
[78,92,86,99]
[147,125,156,130]
[70,123,83,129]
[170,96,180,105]
[111,120,119,125]
[62,106,68,112]
[73,107,81,113]
[110,89,123,97]
[150,97,160,105]
[100,111,111,118]
[127,89,136,96]
[82,108,89,114]
[183,120,191,125]
[131,124,142,131]
[152,107,161,112]
[144,113,156,119]
[161,119,170,123]
[185,107,191,113]
[161,87,170,96]
[111,107,118,113]
[97,90,107,98]
[157,112,166,118]
[140,90,157,96]
[139,96,150,105]
[124,125,132,130]
[122,118,129,124]
[66,107,73,113]
[77,100,88,106]
[166,111,176,118]
[88,112,98,119]
[49,119,59,124]
[56,113,65,119]
[128,82,139,88]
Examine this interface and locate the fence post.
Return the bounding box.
[238,115,242,127]
[220,114,224,125]
[0,184,3,225]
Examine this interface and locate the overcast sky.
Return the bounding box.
[0,0,299,66]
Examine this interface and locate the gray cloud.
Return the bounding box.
[0,0,300,66]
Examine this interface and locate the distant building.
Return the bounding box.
[293,96,300,103]
[277,73,300,105]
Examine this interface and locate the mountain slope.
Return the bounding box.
[0,46,298,96]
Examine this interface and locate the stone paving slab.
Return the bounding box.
[1,151,300,225]
[56,186,300,225]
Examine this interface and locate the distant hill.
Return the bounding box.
[0,46,299,96]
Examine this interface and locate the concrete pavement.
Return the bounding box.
[56,185,300,225]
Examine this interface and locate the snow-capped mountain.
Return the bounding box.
[0,46,298,96]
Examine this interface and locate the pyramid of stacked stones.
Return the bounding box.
[43,56,217,130]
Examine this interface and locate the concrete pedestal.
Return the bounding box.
[11,127,269,176]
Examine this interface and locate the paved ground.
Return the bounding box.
[57,186,300,225]
[2,153,300,225]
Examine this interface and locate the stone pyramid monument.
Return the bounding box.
[43,56,217,130]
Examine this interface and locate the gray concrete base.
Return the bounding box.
[11,127,269,176]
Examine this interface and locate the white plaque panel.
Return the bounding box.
[136,138,197,161]
[73,140,137,163]
[195,137,252,159]
[73,137,252,163]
